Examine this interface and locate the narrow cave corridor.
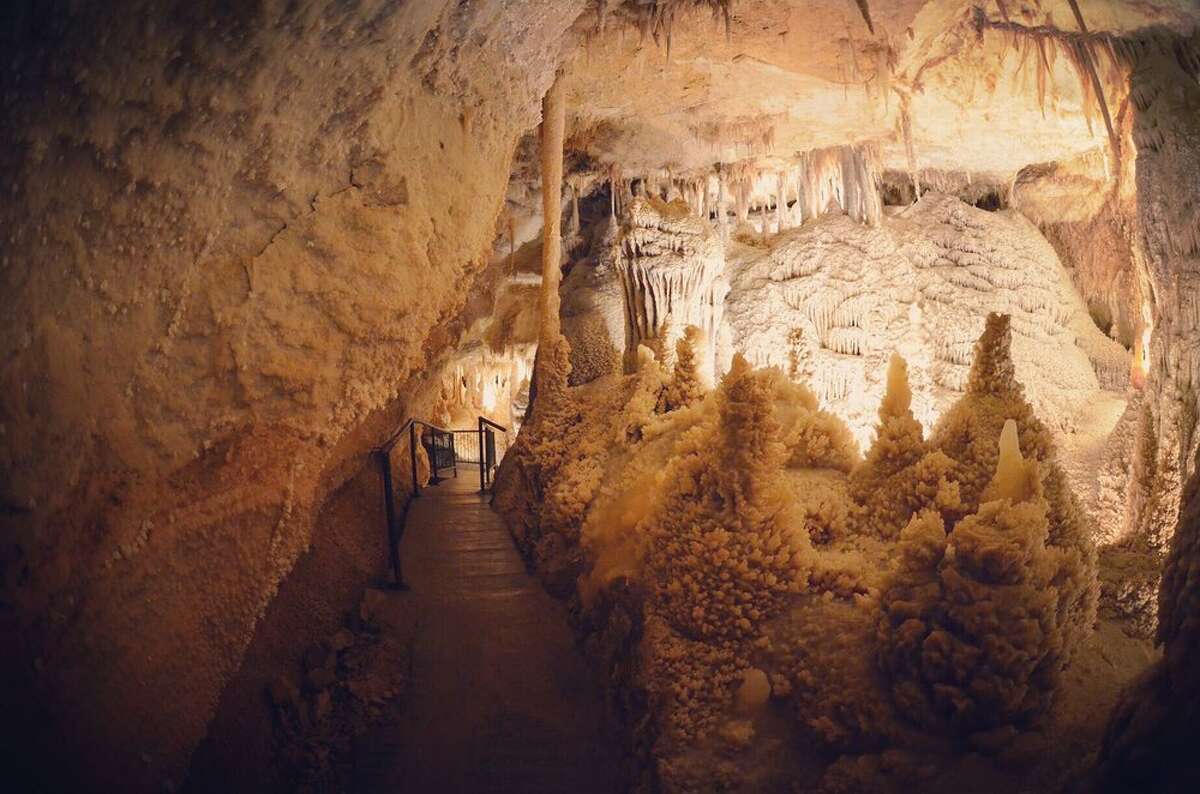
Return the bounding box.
[2,1,1200,793]
[346,471,621,793]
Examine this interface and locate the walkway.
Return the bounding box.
[350,467,625,793]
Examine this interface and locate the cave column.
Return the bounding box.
[539,70,566,344]
[776,172,786,231]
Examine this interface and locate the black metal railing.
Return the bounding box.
[452,429,484,464]
[371,416,509,588]
[477,416,508,492]
[451,421,509,472]
[372,418,457,588]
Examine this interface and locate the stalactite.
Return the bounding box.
[716,167,729,235]
[876,34,894,113]
[850,0,873,34]
[1065,0,1119,161]
[508,215,516,274]
[609,163,621,218]
[690,113,782,158]
[775,171,786,232]
[1034,37,1050,118]
[567,176,583,238]
[735,177,750,223]
[613,196,728,377]
[795,143,882,226]
[971,6,1128,165]
[596,0,735,50]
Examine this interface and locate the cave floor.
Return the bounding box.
[348,468,624,793]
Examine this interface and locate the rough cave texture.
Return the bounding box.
[1086,22,1200,794]
[0,0,584,789]
[496,315,1102,791]
[5,1,1200,792]
[724,193,1126,446]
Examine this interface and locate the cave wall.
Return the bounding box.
[1105,28,1200,583]
[0,0,584,789]
[1011,147,1144,351]
[1091,25,1200,794]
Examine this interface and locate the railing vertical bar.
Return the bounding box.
[409,422,419,497]
[377,449,402,586]
[478,417,486,492]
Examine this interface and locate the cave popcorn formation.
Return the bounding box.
[501,311,1101,789]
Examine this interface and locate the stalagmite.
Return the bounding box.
[883,352,912,414]
[982,418,1038,503]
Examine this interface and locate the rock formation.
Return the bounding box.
[615,196,729,379]
[500,315,1100,790]
[724,193,1128,449]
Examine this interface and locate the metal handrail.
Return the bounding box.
[376,417,456,454]
[476,415,508,492]
[372,417,459,588]
[371,415,509,588]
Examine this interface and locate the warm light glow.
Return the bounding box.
[482,378,498,413]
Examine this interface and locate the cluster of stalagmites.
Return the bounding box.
[876,316,1097,732]
[494,313,1097,790]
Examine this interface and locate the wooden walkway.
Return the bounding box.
[350,468,624,793]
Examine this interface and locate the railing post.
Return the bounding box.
[485,427,495,489]
[377,449,402,587]
[409,422,420,497]
[478,417,486,493]
[452,433,458,478]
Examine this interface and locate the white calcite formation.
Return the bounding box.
[599,142,883,235]
[562,195,730,385]
[616,196,730,380]
[724,193,1129,450]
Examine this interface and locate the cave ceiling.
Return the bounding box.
[558,0,1200,177]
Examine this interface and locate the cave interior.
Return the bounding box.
[2,1,1200,792]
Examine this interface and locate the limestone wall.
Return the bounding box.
[0,1,583,788]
